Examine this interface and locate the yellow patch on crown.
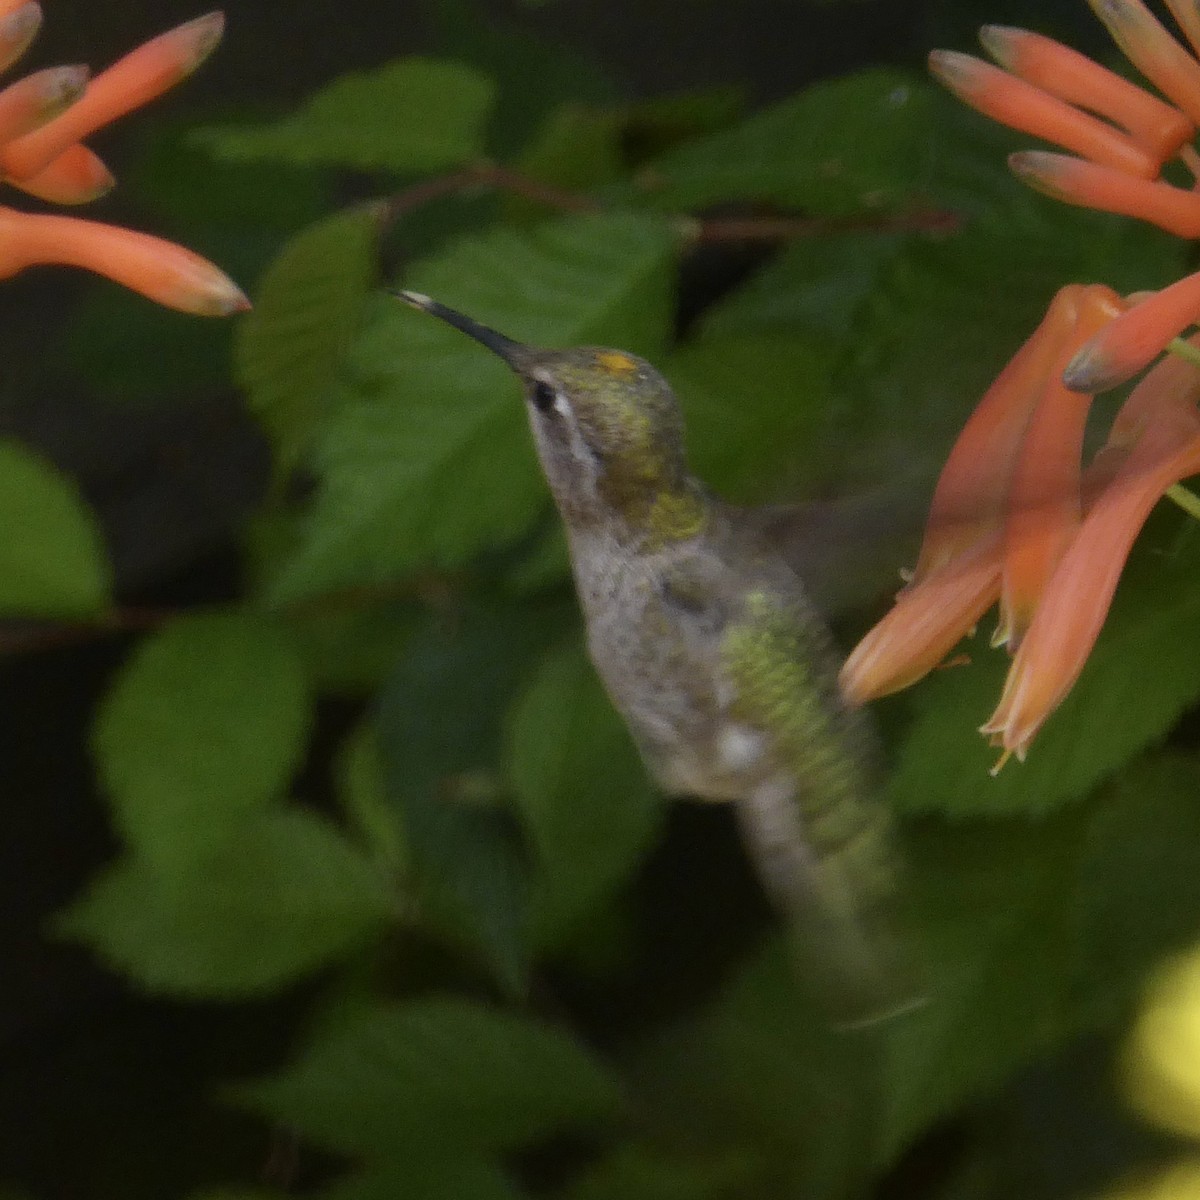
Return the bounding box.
[596,350,637,375]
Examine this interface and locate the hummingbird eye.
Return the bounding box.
[530,380,558,413]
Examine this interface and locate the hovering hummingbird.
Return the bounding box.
[394,289,924,1026]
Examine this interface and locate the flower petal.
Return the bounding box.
[928,49,1159,176]
[0,12,223,181]
[840,542,1002,705]
[1164,0,1200,67]
[913,285,1120,582]
[997,285,1119,649]
[980,24,1194,164]
[0,205,249,315]
[0,2,39,75]
[7,142,113,203]
[1064,269,1200,392]
[984,389,1200,757]
[1085,0,1200,126]
[0,65,86,146]
[1009,150,1200,237]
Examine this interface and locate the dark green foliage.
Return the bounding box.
[236,203,385,474]
[507,637,663,947]
[93,612,311,865]
[373,601,563,991]
[11,6,1200,1199]
[629,753,1200,1189]
[236,997,620,1157]
[635,70,936,216]
[196,60,496,173]
[0,440,111,616]
[56,809,393,996]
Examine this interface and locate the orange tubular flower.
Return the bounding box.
[997,285,1120,648]
[979,24,1194,161]
[839,542,1001,706]
[846,2,1200,765]
[931,1,1200,258]
[1009,151,1200,238]
[0,5,40,76]
[13,141,113,204]
[984,350,1200,760]
[0,8,246,315]
[840,283,1122,703]
[0,12,223,182]
[0,208,248,314]
[928,50,1159,176]
[1065,269,1200,392]
[1085,0,1200,125]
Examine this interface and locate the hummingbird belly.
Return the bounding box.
[572,538,778,803]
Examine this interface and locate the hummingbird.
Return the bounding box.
[394,289,923,1026]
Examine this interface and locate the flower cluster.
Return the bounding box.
[0,3,246,314]
[840,0,1200,766]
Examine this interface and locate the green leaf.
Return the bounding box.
[266,211,676,605]
[196,59,494,172]
[56,809,392,997]
[506,638,663,947]
[668,332,839,499]
[402,209,677,355]
[93,613,311,866]
[0,440,110,617]
[145,118,332,230]
[888,511,1200,817]
[236,997,620,1157]
[237,203,384,473]
[509,104,624,216]
[618,86,745,163]
[697,232,906,341]
[510,89,746,221]
[636,70,933,217]
[375,601,572,990]
[317,1161,526,1200]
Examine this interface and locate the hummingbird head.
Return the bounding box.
[396,291,703,540]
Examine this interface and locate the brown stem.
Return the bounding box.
[0,573,470,658]
[379,161,600,232]
[689,206,963,242]
[378,161,959,243]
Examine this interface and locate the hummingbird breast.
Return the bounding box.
[565,521,785,801]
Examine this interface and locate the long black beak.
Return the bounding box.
[391,289,525,367]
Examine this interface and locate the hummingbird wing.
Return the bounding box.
[720,587,925,1026]
[739,482,929,619]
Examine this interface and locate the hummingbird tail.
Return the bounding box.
[734,777,927,1028]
